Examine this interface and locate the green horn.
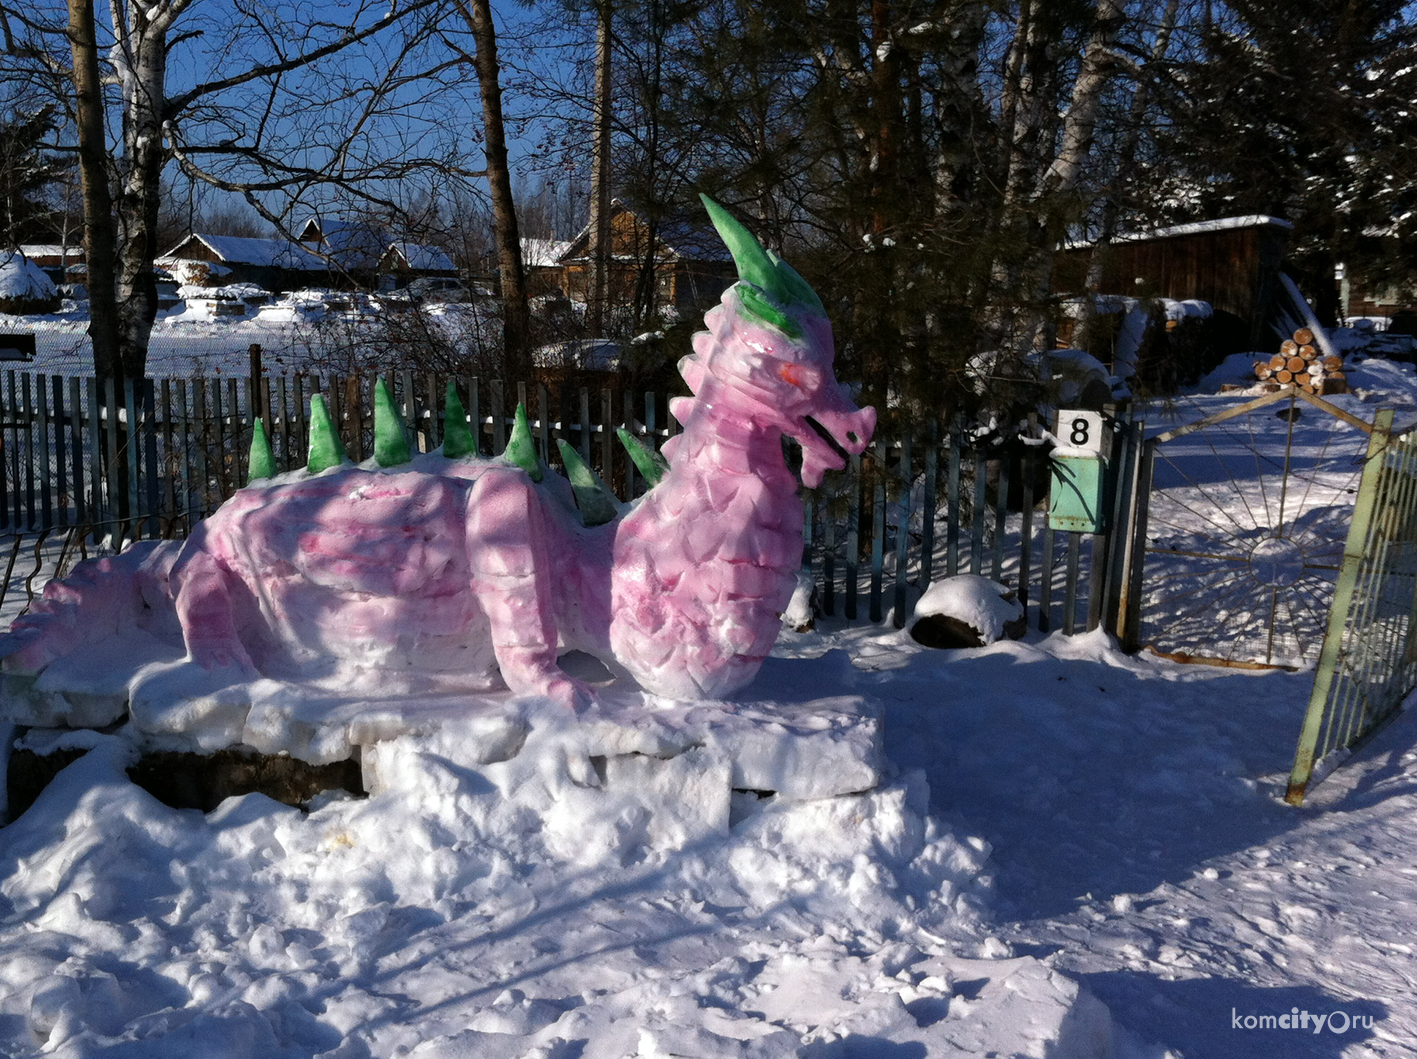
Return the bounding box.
[373,378,412,467]
[556,439,619,527]
[247,417,276,484]
[700,193,821,335]
[700,194,782,298]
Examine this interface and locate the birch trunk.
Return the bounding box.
[1039,0,1127,201]
[113,3,169,382]
[1085,0,1180,294]
[458,0,530,377]
[987,0,1055,354]
[1025,0,1127,351]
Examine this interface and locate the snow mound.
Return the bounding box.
[908,575,1025,649]
[0,251,58,312]
[0,695,1123,1056]
[1036,348,1115,408]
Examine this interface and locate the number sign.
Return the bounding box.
[1058,409,1105,456]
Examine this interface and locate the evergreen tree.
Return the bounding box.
[0,106,69,245]
[1134,0,1417,322]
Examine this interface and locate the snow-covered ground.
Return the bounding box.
[3,323,1417,1057]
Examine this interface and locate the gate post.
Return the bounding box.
[1116,434,1155,652]
[1286,407,1395,805]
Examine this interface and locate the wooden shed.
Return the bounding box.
[1055,215,1293,350]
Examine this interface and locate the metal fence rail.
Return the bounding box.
[0,370,1140,637]
[1287,409,1417,803]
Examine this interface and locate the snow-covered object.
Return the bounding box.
[1036,348,1114,408]
[3,198,873,708]
[165,258,233,288]
[0,250,58,313]
[908,575,1025,649]
[1275,274,1339,360]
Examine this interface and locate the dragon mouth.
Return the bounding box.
[804,415,852,464]
[795,405,876,487]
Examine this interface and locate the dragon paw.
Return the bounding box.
[541,675,596,713]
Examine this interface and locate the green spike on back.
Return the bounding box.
[373,378,411,467]
[442,380,476,459]
[504,403,543,481]
[306,394,348,474]
[616,427,668,487]
[247,417,276,484]
[556,439,619,526]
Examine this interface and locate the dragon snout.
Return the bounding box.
[798,402,877,487]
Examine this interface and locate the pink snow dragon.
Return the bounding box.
[2,198,874,706]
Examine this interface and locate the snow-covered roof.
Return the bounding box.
[159,234,327,270]
[300,217,387,270]
[19,244,83,260]
[1070,215,1293,249]
[562,200,732,263]
[385,242,455,272]
[522,238,573,268]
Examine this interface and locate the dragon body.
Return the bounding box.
[1,200,874,707]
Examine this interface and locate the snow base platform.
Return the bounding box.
[2,630,886,815]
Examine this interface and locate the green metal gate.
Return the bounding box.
[1287,409,1417,804]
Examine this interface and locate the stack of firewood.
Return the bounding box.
[1253,328,1348,395]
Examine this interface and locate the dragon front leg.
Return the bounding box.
[171,546,259,676]
[464,471,591,711]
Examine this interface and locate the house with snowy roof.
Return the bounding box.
[18,244,84,283]
[552,201,736,311]
[521,238,575,298]
[158,233,329,292]
[298,217,387,285]
[300,217,463,291]
[378,242,457,289]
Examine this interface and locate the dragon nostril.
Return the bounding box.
[847,432,859,445]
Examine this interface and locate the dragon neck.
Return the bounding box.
[662,384,794,488]
[609,379,806,698]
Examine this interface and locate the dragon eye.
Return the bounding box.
[779,364,802,386]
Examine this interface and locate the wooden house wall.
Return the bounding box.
[1055,223,1290,347]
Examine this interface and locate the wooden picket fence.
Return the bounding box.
[0,370,1141,634]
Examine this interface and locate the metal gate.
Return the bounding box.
[1288,409,1417,803]
[1127,388,1376,668]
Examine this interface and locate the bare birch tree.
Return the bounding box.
[4,0,478,380]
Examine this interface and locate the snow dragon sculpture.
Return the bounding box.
[1,198,875,706]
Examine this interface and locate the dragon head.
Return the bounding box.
[685,196,876,487]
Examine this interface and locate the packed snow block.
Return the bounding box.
[697,697,883,798]
[908,575,1026,650]
[574,694,884,800]
[2,629,185,728]
[604,747,734,849]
